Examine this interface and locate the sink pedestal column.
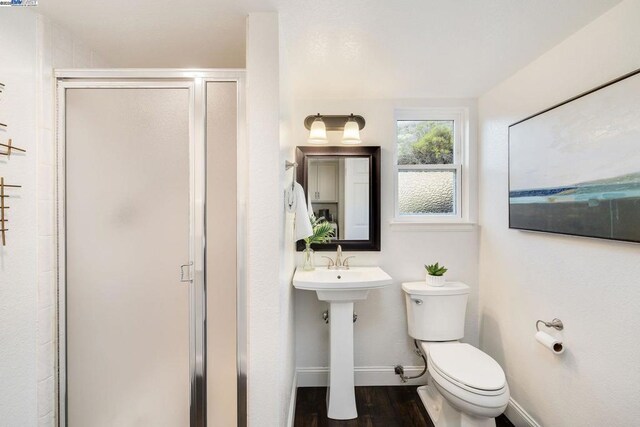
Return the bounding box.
[293,267,393,420]
[327,301,357,420]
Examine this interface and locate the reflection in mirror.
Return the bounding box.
[307,157,370,240]
[296,146,380,252]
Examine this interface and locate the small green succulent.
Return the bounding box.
[425,262,448,277]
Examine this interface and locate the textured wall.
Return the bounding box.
[478,1,640,425]
[278,16,298,425]
[246,12,297,427]
[0,10,39,427]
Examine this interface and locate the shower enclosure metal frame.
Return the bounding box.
[54,69,247,427]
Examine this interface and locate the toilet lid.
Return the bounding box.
[429,343,506,391]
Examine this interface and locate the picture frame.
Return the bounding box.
[508,68,640,244]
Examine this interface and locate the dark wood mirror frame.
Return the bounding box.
[296,146,381,251]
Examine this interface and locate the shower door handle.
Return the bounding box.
[180,262,193,283]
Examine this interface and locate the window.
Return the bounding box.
[394,108,469,223]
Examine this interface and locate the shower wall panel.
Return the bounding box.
[206,81,238,427]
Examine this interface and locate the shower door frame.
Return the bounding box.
[54,69,247,427]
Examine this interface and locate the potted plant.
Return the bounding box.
[302,215,335,271]
[425,262,447,286]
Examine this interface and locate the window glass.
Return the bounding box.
[397,120,454,165]
[398,170,456,215]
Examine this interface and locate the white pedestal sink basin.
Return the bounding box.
[293,266,392,420]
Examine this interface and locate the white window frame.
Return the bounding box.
[393,107,471,226]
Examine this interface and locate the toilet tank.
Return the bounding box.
[402,281,470,341]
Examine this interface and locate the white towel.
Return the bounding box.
[293,182,313,241]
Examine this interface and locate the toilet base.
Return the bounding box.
[417,384,460,427]
[417,381,496,427]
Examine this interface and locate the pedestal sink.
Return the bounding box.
[293,266,392,420]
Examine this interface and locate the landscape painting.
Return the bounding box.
[509,69,640,243]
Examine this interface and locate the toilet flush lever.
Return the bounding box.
[411,297,423,305]
[180,262,193,283]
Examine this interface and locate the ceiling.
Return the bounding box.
[37,0,621,98]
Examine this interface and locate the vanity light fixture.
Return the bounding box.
[341,114,362,144]
[304,113,366,145]
[307,113,328,144]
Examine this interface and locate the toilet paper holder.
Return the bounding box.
[536,318,564,332]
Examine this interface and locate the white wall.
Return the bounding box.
[0,10,39,427]
[0,8,108,426]
[478,1,640,425]
[246,12,297,426]
[278,12,299,425]
[292,98,480,383]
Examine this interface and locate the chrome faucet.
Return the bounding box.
[335,245,343,267]
[322,245,355,270]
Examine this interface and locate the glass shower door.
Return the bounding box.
[64,87,191,427]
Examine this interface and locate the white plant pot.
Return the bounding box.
[426,274,445,287]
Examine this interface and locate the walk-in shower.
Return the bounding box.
[55,70,246,427]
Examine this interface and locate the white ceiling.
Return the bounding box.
[38,0,621,98]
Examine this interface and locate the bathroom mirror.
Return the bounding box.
[296,146,381,251]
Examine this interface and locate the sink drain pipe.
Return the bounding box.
[394,340,427,383]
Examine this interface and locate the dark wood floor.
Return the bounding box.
[294,387,514,427]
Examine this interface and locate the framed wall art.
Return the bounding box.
[509,68,640,243]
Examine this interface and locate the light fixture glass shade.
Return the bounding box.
[308,115,328,144]
[342,116,362,144]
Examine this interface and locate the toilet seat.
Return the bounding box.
[428,343,506,395]
[430,363,506,398]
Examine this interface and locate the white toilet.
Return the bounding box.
[402,281,510,427]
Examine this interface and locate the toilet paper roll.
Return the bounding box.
[535,330,564,354]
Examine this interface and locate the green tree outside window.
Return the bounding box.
[397,121,453,165]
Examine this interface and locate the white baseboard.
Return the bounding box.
[287,372,298,427]
[296,365,427,387]
[505,397,540,427]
